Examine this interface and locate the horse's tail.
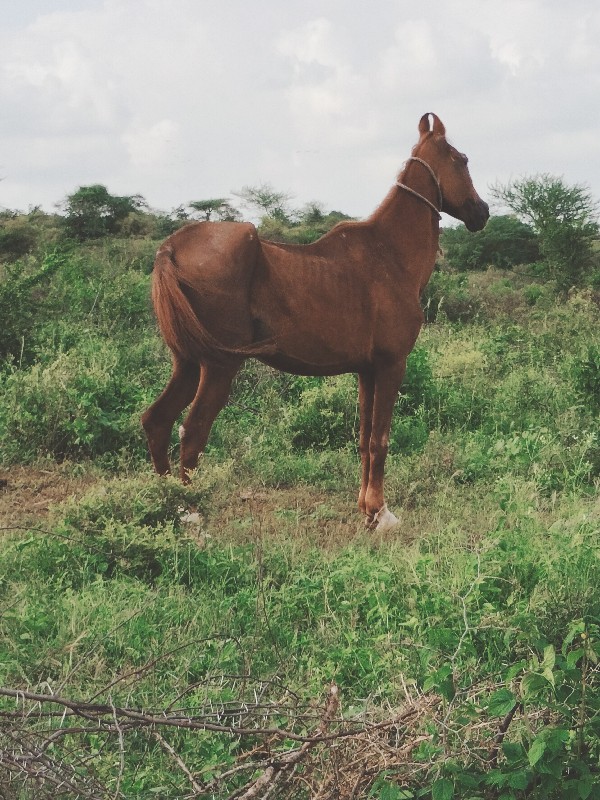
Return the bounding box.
[151,246,275,363]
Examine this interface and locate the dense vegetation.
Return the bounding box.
[0,181,599,798]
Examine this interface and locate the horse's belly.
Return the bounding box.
[257,351,364,377]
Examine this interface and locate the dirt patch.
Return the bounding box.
[209,484,362,548]
[0,465,421,552]
[0,465,99,530]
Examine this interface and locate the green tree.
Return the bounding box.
[188,199,241,221]
[441,215,540,271]
[491,175,599,290]
[61,185,146,241]
[233,183,293,223]
[299,201,327,226]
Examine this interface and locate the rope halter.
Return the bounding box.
[395,157,443,220]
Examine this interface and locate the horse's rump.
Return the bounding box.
[151,222,275,362]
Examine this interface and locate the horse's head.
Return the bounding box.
[413,113,489,232]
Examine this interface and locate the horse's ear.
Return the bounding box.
[432,114,446,137]
[419,113,446,138]
[418,113,431,137]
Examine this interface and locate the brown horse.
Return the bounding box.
[142,113,488,531]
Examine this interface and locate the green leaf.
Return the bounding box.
[541,667,555,687]
[562,619,586,653]
[487,688,517,717]
[502,741,526,763]
[432,778,454,800]
[485,770,509,788]
[566,647,586,669]
[521,671,549,697]
[528,736,546,766]
[369,779,412,799]
[507,771,529,789]
[541,644,556,671]
[374,783,402,800]
[577,775,593,800]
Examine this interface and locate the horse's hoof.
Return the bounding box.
[371,504,399,533]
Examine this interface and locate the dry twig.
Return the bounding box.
[0,671,548,798]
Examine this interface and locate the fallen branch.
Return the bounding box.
[234,682,340,799]
[1,672,553,798]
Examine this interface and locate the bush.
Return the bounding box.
[0,250,65,364]
[36,475,218,583]
[573,344,600,413]
[441,214,540,271]
[286,375,357,450]
[491,174,600,291]
[0,217,39,260]
[0,338,156,464]
[423,270,481,322]
[61,185,146,241]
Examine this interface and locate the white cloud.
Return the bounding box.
[1,0,600,218]
[276,17,374,150]
[122,119,181,171]
[277,17,341,70]
[379,19,437,90]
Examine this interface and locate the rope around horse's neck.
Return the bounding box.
[395,157,442,220]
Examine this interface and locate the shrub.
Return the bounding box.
[0,250,65,364]
[0,339,154,464]
[422,270,481,322]
[0,217,39,260]
[286,375,357,450]
[573,344,600,413]
[491,174,600,291]
[61,185,146,241]
[441,214,540,271]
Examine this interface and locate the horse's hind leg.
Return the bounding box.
[142,357,200,475]
[179,359,242,482]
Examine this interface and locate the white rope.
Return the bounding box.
[395,157,443,220]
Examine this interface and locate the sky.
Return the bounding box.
[1,0,600,223]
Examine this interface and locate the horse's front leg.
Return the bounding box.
[364,362,406,532]
[357,372,375,517]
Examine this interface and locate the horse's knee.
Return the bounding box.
[368,436,389,469]
[141,406,163,437]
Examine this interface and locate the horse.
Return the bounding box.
[142,113,489,531]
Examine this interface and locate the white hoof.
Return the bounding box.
[373,504,399,533]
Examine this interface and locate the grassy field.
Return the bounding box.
[0,238,599,798]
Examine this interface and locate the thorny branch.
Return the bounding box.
[0,673,536,799]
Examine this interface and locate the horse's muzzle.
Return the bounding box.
[464,198,490,232]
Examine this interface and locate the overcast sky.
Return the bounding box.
[2,0,600,223]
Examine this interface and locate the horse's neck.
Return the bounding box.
[370,185,440,288]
